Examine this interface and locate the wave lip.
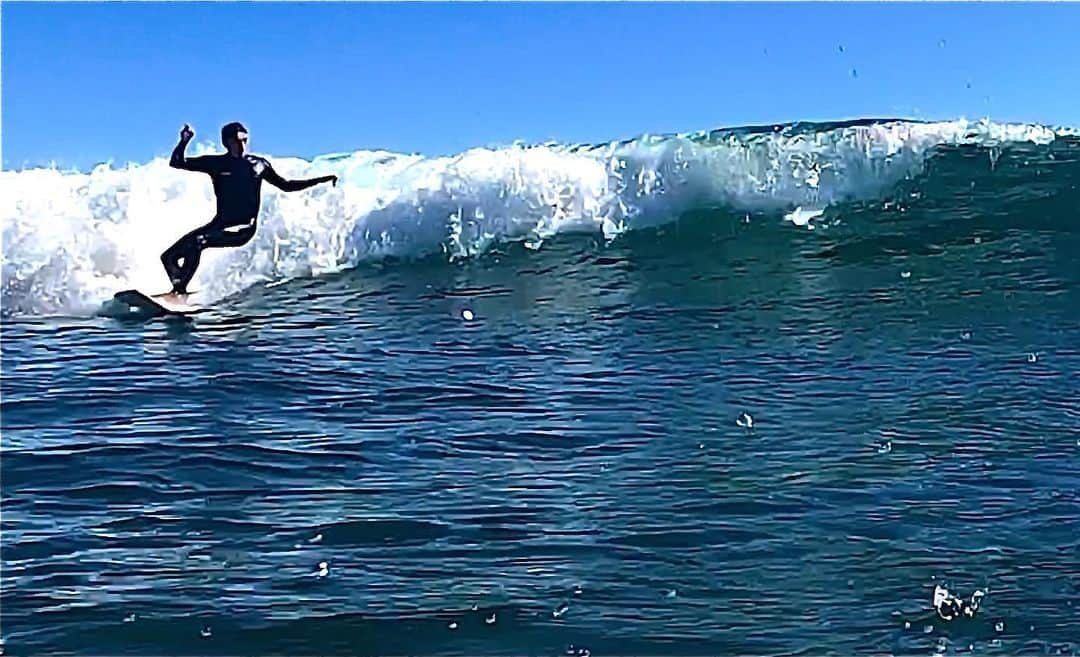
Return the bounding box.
[0,117,1072,317]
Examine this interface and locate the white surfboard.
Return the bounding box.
[113,289,201,316]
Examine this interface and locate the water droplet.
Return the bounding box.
[448,621,458,630]
[317,561,329,577]
[462,309,474,321]
[1029,625,1034,631]
[974,236,982,244]
[961,331,972,341]
[309,533,323,543]
[664,588,677,598]
[878,441,893,454]
[924,624,934,634]
[573,584,583,595]
[200,626,212,638]
[1027,352,1038,363]
[578,650,591,657]
[736,412,753,429]
[697,443,704,449]
[901,270,912,279]
[123,613,136,623]
[932,582,949,599]
[904,621,911,629]
[996,621,1005,632]
[470,604,478,611]
[553,602,570,618]
[990,639,1002,648]
[485,612,496,625]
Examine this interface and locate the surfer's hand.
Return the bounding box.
[329,175,338,187]
[179,124,194,142]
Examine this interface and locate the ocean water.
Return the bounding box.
[1,118,1078,656]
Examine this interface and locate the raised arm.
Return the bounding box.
[263,162,338,192]
[169,124,214,172]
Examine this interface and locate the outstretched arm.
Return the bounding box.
[169,124,214,172]
[263,164,338,192]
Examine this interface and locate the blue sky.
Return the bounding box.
[3,2,1078,170]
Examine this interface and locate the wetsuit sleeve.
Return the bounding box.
[175,156,217,173]
[262,160,334,192]
[170,139,217,173]
[261,162,292,190]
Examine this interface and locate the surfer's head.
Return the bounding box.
[221,122,249,157]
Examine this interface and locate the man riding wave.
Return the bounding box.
[163,122,337,296]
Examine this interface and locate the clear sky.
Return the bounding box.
[3,2,1078,170]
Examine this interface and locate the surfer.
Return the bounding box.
[162,122,337,296]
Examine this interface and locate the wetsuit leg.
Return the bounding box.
[160,221,256,294]
[161,223,207,294]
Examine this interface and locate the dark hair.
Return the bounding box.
[221,122,248,145]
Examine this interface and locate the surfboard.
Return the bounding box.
[113,289,201,316]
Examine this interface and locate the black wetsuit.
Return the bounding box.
[162,153,290,294]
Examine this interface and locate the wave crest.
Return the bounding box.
[0,118,1070,316]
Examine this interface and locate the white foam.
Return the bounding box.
[785,207,825,228]
[0,118,1069,316]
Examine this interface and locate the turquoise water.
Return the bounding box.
[2,120,1078,655]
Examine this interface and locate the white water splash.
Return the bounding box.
[0,118,1068,316]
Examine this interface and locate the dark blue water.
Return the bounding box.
[2,129,1079,656]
